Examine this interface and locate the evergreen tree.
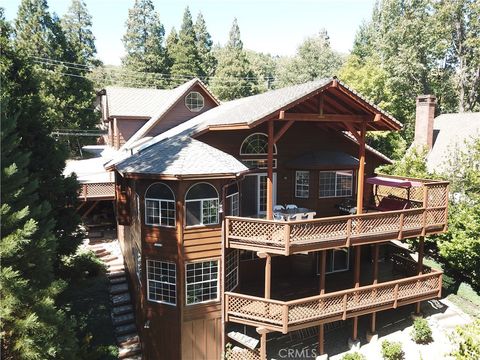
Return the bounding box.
[245,50,277,93]
[194,12,216,80]
[1,14,79,359]
[276,29,344,87]
[169,7,202,86]
[210,18,257,100]
[165,26,179,73]
[61,0,98,66]
[122,0,168,87]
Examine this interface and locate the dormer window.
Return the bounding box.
[185,91,204,112]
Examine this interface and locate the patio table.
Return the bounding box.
[274,207,316,221]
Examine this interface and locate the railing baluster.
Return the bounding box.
[393,284,399,308]
[284,223,291,255]
[342,293,348,320]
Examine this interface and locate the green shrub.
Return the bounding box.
[61,250,106,279]
[450,320,480,360]
[410,318,433,344]
[342,352,366,360]
[381,340,405,360]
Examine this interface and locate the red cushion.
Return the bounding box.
[376,197,410,211]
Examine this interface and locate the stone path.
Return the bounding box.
[84,239,142,360]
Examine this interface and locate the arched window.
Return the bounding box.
[185,183,219,226]
[185,91,205,112]
[145,183,175,227]
[240,133,277,155]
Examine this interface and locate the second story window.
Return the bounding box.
[319,170,353,198]
[295,171,310,198]
[145,183,176,227]
[185,91,204,112]
[185,183,219,227]
[226,183,239,216]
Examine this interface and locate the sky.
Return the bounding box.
[3,0,376,66]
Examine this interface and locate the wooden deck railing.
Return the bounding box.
[79,182,115,201]
[226,179,448,255]
[225,270,442,333]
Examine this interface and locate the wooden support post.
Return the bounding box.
[257,327,268,360]
[265,253,272,299]
[416,236,425,314]
[352,245,361,340]
[356,122,366,215]
[319,250,326,355]
[267,119,274,220]
[370,244,379,334]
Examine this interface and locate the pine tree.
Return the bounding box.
[165,26,179,74]
[194,12,216,80]
[1,15,79,359]
[210,18,257,100]
[61,0,98,66]
[169,7,202,86]
[122,0,168,87]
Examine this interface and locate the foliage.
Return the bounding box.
[410,318,433,344]
[122,0,168,88]
[210,18,257,100]
[450,320,480,360]
[342,352,366,360]
[169,7,203,86]
[60,250,106,280]
[380,145,431,179]
[276,29,344,87]
[246,50,277,93]
[194,12,216,80]
[381,340,405,360]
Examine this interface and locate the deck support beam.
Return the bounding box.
[370,244,380,334]
[415,236,425,314]
[319,250,326,355]
[257,327,269,360]
[352,245,361,341]
[267,119,274,220]
[356,121,367,215]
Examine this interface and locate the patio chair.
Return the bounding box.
[286,204,298,210]
[273,212,286,221]
[273,204,285,211]
[303,211,316,220]
[287,213,303,221]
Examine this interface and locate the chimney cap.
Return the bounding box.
[416,95,436,104]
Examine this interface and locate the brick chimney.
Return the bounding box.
[414,95,436,150]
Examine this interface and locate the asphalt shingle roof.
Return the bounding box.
[105,87,172,118]
[115,136,248,177]
[427,112,480,172]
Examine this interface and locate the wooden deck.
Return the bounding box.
[79,182,115,201]
[225,269,442,334]
[226,178,448,255]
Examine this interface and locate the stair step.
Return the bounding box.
[118,342,141,359]
[113,312,135,326]
[110,276,127,285]
[110,283,129,295]
[112,304,134,316]
[121,354,142,360]
[103,255,119,262]
[111,292,131,306]
[108,266,125,275]
[94,248,109,255]
[116,332,139,346]
[115,323,137,336]
[108,269,126,279]
[108,263,125,271]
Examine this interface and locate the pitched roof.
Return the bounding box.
[115,136,249,177]
[427,112,480,172]
[121,78,219,150]
[285,151,360,169]
[104,87,172,118]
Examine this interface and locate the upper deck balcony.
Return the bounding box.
[79,181,115,201]
[225,175,448,255]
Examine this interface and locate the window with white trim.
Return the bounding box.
[185,183,219,226]
[295,171,310,198]
[147,260,176,305]
[240,133,277,155]
[319,170,353,198]
[226,184,239,216]
[185,91,204,112]
[145,183,175,227]
[225,251,239,291]
[133,245,142,283]
[185,260,219,305]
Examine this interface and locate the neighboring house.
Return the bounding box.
[99,78,448,359]
[412,95,480,173]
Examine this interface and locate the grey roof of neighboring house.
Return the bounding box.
[427,112,480,173]
[285,151,360,169]
[104,87,172,118]
[115,136,249,177]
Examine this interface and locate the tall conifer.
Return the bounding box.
[194,12,215,80]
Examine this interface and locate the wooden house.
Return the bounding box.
[101,78,448,359]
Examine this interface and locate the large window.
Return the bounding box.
[145,183,175,227]
[226,184,239,216]
[295,171,310,198]
[185,260,219,305]
[240,133,277,155]
[185,91,204,112]
[185,183,219,226]
[147,260,176,305]
[319,170,353,198]
[225,251,239,291]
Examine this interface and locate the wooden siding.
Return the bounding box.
[184,228,222,260]
[115,172,131,225]
[182,317,222,360]
[147,84,218,138]
[117,118,148,147]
